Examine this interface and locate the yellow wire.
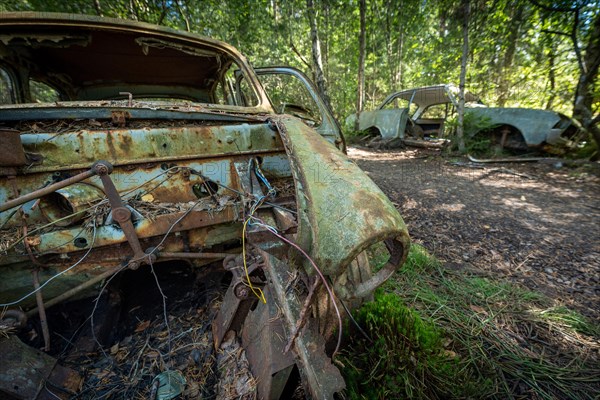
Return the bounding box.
[242,216,267,303]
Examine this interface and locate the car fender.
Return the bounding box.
[273,116,410,292]
[347,109,409,140]
[466,107,564,145]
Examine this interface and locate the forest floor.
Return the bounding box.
[348,146,600,320]
[342,146,600,398]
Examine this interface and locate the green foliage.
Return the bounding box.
[340,245,492,399]
[341,244,600,399]
[570,138,598,160]
[445,112,496,155]
[403,243,440,274]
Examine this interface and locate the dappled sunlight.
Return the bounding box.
[501,196,543,213]
[347,146,419,161]
[435,202,466,212]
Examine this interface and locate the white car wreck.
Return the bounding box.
[347,84,575,151]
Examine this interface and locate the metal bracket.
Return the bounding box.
[95,161,155,269]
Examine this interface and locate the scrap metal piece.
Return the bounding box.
[38,183,105,226]
[111,110,130,127]
[0,336,82,400]
[242,286,295,400]
[119,91,133,107]
[213,256,262,347]
[0,164,99,213]
[272,207,297,232]
[96,164,154,269]
[0,128,27,167]
[273,116,409,280]
[32,268,50,352]
[259,249,345,399]
[213,281,256,348]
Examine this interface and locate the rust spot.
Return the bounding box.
[118,133,133,152]
[106,132,118,160]
[351,190,393,228]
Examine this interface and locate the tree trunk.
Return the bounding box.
[356,0,366,131]
[92,0,103,16]
[573,10,600,153]
[175,0,191,32]
[306,0,332,110]
[397,32,404,88]
[497,3,524,107]
[385,0,393,85]
[457,0,470,153]
[545,38,557,110]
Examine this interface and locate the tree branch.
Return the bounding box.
[156,0,168,25]
[92,0,103,16]
[289,40,312,72]
[527,0,579,13]
[572,8,585,74]
[541,29,570,37]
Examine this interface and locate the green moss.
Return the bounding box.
[340,291,487,399]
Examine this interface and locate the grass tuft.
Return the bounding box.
[340,244,600,400]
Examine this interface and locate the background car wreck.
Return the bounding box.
[347,84,576,151]
[0,13,409,400]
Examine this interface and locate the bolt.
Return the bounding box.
[235,284,250,299]
[92,160,113,176]
[112,207,131,223]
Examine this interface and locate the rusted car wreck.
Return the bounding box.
[0,12,409,399]
[347,84,575,151]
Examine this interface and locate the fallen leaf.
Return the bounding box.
[141,194,155,202]
[469,305,487,314]
[134,320,151,333]
[443,349,458,358]
[25,236,41,246]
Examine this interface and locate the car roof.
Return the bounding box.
[0,12,268,105]
[381,84,480,109]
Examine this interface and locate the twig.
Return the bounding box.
[284,278,320,353]
[467,154,546,163]
[128,336,150,378]
[32,268,51,352]
[148,259,172,359]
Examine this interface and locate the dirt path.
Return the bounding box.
[348,147,600,320]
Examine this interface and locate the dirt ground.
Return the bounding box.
[348,146,600,321]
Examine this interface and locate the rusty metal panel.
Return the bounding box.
[0,129,27,167]
[242,286,295,400]
[346,108,409,139]
[0,336,81,400]
[260,250,345,399]
[18,124,283,173]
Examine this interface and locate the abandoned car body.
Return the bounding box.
[347,84,574,150]
[0,13,409,399]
